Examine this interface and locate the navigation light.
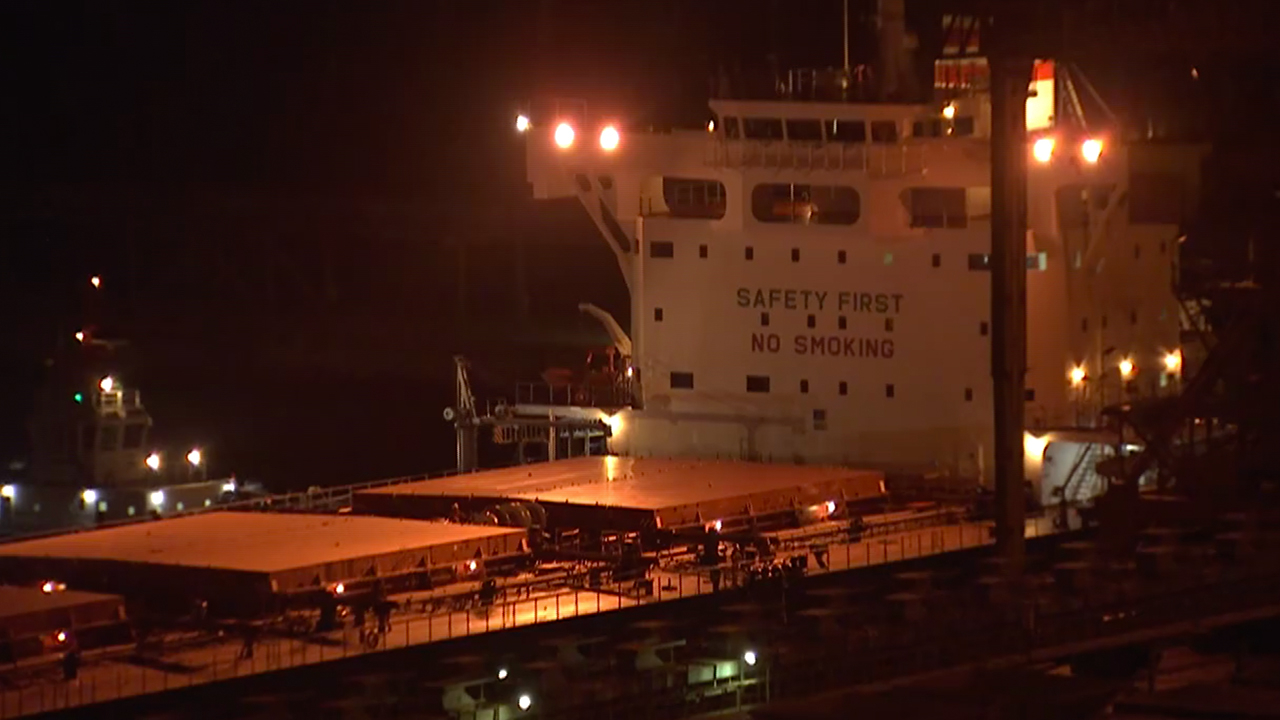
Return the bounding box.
[73,393,83,404]
[149,490,165,507]
[517,694,533,711]
[55,630,68,644]
[333,582,345,595]
[707,119,715,132]
[186,448,203,467]
[743,650,758,666]
[599,124,620,151]
[515,114,530,133]
[99,376,115,393]
[146,453,161,471]
[1163,350,1182,373]
[75,331,85,343]
[90,276,101,289]
[554,122,575,149]
[1033,137,1055,163]
[1081,138,1103,164]
[0,484,14,500]
[81,489,98,505]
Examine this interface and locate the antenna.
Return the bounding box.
[843,0,850,72]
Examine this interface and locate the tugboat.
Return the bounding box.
[1,277,240,537]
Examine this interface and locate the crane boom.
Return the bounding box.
[578,303,633,358]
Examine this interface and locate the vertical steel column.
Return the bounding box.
[989,48,1033,573]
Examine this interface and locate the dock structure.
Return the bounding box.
[353,456,886,533]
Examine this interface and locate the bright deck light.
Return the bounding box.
[1,484,14,500]
[743,650,758,666]
[517,694,533,711]
[146,453,162,471]
[81,489,98,505]
[599,124,620,151]
[149,490,165,507]
[1163,350,1182,373]
[1033,137,1055,163]
[1119,357,1135,379]
[90,276,101,289]
[1082,138,1103,164]
[554,122,575,149]
[497,668,508,680]
[515,114,530,132]
[942,103,956,120]
[75,331,85,343]
[186,448,202,466]
[1069,365,1086,387]
[99,376,115,393]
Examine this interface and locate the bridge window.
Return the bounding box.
[953,116,976,136]
[752,184,860,225]
[723,116,741,139]
[909,187,967,228]
[785,119,823,142]
[746,375,771,393]
[742,118,783,140]
[870,120,899,143]
[659,178,726,219]
[824,119,866,143]
[670,372,694,390]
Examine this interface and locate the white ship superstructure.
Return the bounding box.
[519,12,1201,497]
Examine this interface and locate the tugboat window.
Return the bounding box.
[752,184,860,224]
[870,120,899,143]
[785,119,823,142]
[122,423,146,450]
[742,118,784,140]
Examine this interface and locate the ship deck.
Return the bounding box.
[353,456,886,532]
[0,512,527,614]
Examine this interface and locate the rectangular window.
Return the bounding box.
[980,321,989,336]
[806,315,816,328]
[98,425,120,451]
[910,187,967,228]
[1024,388,1036,402]
[969,253,990,270]
[885,384,896,399]
[800,379,810,393]
[870,120,898,143]
[699,244,708,258]
[746,375,771,393]
[1026,252,1047,271]
[760,312,770,327]
[838,381,848,396]
[649,241,674,258]
[742,117,784,140]
[837,250,847,264]
[964,388,974,402]
[661,178,727,219]
[752,184,860,225]
[122,423,146,450]
[953,116,976,136]
[654,308,664,322]
[670,372,694,390]
[785,119,823,142]
[791,248,800,262]
[838,316,847,330]
[745,246,754,260]
[932,253,941,268]
[813,408,828,430]
[823,119,866,143]
[885,318,895,332]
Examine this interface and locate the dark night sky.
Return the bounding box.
[1,0,1276,485]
